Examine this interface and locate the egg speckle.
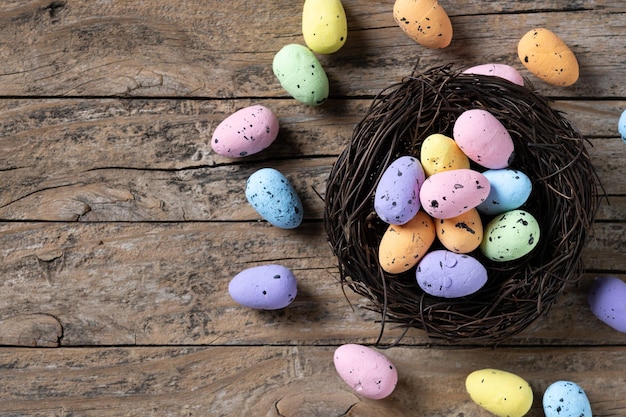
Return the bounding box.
[245,168,303,229]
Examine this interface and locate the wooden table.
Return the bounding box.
[0,1,624,415]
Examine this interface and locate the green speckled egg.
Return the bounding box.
[480,209,540,262]
[272,44,329,106]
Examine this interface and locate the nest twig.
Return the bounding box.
[323,65,601,344]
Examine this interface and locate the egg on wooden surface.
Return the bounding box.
[588,276,626,333]
[211,105,279,158]
[416,250,487,298]
[302,0,347,54]
[518,28,579,87]
[466,368,533,417]
[245,168,303,229]
[619,109,626,142]
[453,109,515,169]
[374,155,425,225]
[476,169,532,215]
[378,211,436,274]
[543,381,592,417]
[420,133,470,177]
[480,209,540,262]
[462,63,524,86]
[435,208,483,253]
[333,344,398,400]
[228,264,297,310]
[393,0,453,49]
[419,169,490,219]
[272,44,329,106]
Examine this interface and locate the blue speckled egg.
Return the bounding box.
[543,381,592,417]
[477,169,532,215]
[228,264,297,310]
[619,109,626,143]
[245,168,303,229]
[374,155,425,225]
[416,250,487,298]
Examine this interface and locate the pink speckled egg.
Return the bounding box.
[462,63,524,86]
[333,344,398,400]
[211,105,279,158]
[453,109,515,169]
[419,169,490,219]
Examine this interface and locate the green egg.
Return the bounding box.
[272,44,329,106]
[480,209,540,262]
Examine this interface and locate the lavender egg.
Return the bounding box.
[588,276,626,333]
[228,264,297,310]
[374,155,425,225]
[416,250,488,298]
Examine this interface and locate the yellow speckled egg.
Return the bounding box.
[302,0,348,54]
[393,0,453,49]
[466,368,533,417]
[435,208,483,253]
[420,133,470,177]
[518,28,579,86]
[379,211,436,274]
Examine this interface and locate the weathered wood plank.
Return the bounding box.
[0,2,624,97]
[0,345,623,416]
[0,221,624,347]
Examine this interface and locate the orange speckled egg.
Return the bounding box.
[435,208,483,254]
[393,0,453,49]
[518,28,579,87]
[378,211,436,274]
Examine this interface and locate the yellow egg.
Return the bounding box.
[518,28,579,86]
[379,211,436,274]
[435,208,483,253]
[420,133,470,177]
[466,369,533,417]
[393,0,453,49]
[302,0,348,54]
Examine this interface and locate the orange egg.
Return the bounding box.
[393,0,453,49]
[518,28,579,87]
[435,208,483,254]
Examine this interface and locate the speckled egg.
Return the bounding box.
[518,28,579,87]
[619,109,626,142]
[588,276,626,333]
[453,109,515,169]
[419,169,490,219]
[420,133,470,177]
[211,105,279,158]
[435,208,483,253]
[333,344,398,400]
[393,0,453,49]
[228,264,297,310]
[466,368,533,417]
[378,211,436,274]
[245,168,303,229]
[273,44,329,106]
[476,169,532,215]
[462,63,524,86]
[374,156,425,225]
[302,0,347,54]
[543,381,592,417]
[416,250,487,298]
[480,209,540,262]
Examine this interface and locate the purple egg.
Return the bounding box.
[228,264,297,310]
[416,250,488,298]
[588,276,626,333]
[374,156,425,225]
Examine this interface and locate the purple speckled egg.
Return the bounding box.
[416,250,488,298]
[374,155,425,225]
[228,264,297,310]
[588,276,626,333]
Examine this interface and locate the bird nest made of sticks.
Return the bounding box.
[324,65,601,344]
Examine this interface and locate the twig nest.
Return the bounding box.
[324,65,600,344]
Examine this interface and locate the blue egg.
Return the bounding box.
[245,168,303,229]
[374,156,425,225]
[619,109,626,143]
[543,381,592,417]
[476,169,532,215]
[228,264,297,310]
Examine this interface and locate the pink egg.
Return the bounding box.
[453,109,515,169]
[462,63,524,86]
[419,169,490,219]
[333,344,398,400]
[211,105,279,158]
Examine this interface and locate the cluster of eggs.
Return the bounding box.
[374,78,538,298]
